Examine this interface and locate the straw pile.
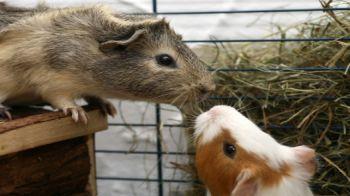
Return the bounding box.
[187,1,350,195]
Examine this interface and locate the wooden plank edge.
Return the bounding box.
[0,109,107,156]
[0,106,98,134]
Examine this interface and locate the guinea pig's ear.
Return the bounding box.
[231,170,258,196]
[142,18,170,31]
[99,29,146,52]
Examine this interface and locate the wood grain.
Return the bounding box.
[0,137,91,196]
[86,135,97,196]
[0,108,108,156]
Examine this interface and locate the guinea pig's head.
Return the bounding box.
[194,105,317,196]
[98,17,215,107]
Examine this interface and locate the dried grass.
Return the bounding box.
[186,1,350,195]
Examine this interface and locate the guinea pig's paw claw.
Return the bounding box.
[0,107,12,120]
[64,107,88,124]
[78,108,88,124]
[71,109,79,122]
[62,108,69,116]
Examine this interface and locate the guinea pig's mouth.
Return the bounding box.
[197,92,211,103]
[305,156,318,176]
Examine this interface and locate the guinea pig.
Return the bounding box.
[0,4,215,123]
[194,105,317,196]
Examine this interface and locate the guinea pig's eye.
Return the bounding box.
[223,143,236,159]
[155,54,176,68]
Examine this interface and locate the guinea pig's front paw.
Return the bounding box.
[86,97,117,117]
[0,105,12,120]
[62,106,88,124]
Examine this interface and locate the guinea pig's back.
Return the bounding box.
[0,3,38,29]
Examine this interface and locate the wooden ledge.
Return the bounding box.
[0,106,108,156]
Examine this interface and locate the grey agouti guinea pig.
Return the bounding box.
[0,4,215,123]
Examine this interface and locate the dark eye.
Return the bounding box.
[156,54,176,68]
[223,143,236,158]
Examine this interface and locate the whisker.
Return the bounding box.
[170,91,185,105]
[178,94,190,109]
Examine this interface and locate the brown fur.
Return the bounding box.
[0,4,214,115]
[195,130,290,196]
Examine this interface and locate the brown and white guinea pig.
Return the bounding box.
[194,105,317,196]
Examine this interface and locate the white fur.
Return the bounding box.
[258,176,313,196]
[194,105,295,169]
[195,105,314,196]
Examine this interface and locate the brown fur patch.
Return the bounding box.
[195,129,290,196]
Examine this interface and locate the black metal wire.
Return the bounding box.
[106,123,344,131]
[185,37,350,43]
[96,177,198,183]
[108,123,184,127]
[135,7,350,15]
[209,66,348,72]
[155,104,163,195]
[152,0,157,14]
[209,95,348,101]
[152,7,350,15]
[95,150,194,155]
[152,0,165,194]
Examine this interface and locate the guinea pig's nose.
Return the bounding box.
[199,81,216,95]
[294,145,317,175]
[207,105,224,117]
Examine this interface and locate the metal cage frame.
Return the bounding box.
[95,1,350,195]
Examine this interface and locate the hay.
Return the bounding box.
[188,1,350,195]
